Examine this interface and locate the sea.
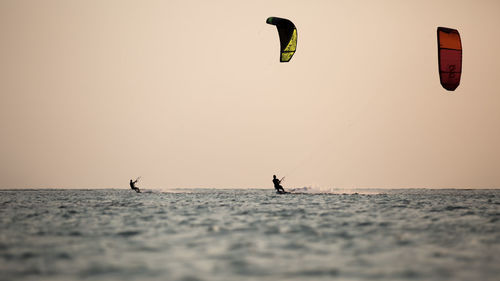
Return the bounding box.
[0,188,499,281]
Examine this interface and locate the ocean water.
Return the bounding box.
[0,188,499,281]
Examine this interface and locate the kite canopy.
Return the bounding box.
[266,17,297,62]
[437,27,462,91]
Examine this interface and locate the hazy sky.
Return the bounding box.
[1,0,500,189]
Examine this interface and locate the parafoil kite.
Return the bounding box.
[266,17,297,62]
[437,27,462,91]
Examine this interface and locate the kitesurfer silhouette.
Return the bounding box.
[130,178,141,193]
[273,175,286,194]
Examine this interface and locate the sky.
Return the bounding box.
[1,0,500,189]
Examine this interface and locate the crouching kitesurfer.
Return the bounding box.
[130,177,141,193]
[273,175,287,194]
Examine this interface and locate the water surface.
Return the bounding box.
[0,189,499,281]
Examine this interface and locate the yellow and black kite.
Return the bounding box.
[266,17,297,62]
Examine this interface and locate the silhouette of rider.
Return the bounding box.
[130,179,141,193]
[273,175,286,193]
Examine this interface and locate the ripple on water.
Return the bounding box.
[0,189,499,281]
[116,230,142,237]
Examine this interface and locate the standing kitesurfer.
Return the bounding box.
[130,178,141,193]
[273,175,286,194]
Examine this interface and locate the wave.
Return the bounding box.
[288,186,382,195]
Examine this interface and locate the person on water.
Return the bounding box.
[130,178,141,193]
[272,175,286,193]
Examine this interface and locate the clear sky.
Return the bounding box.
[1,0,499,189]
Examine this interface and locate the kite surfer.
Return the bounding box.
[273,175,286,194]
[130,178,141,193]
